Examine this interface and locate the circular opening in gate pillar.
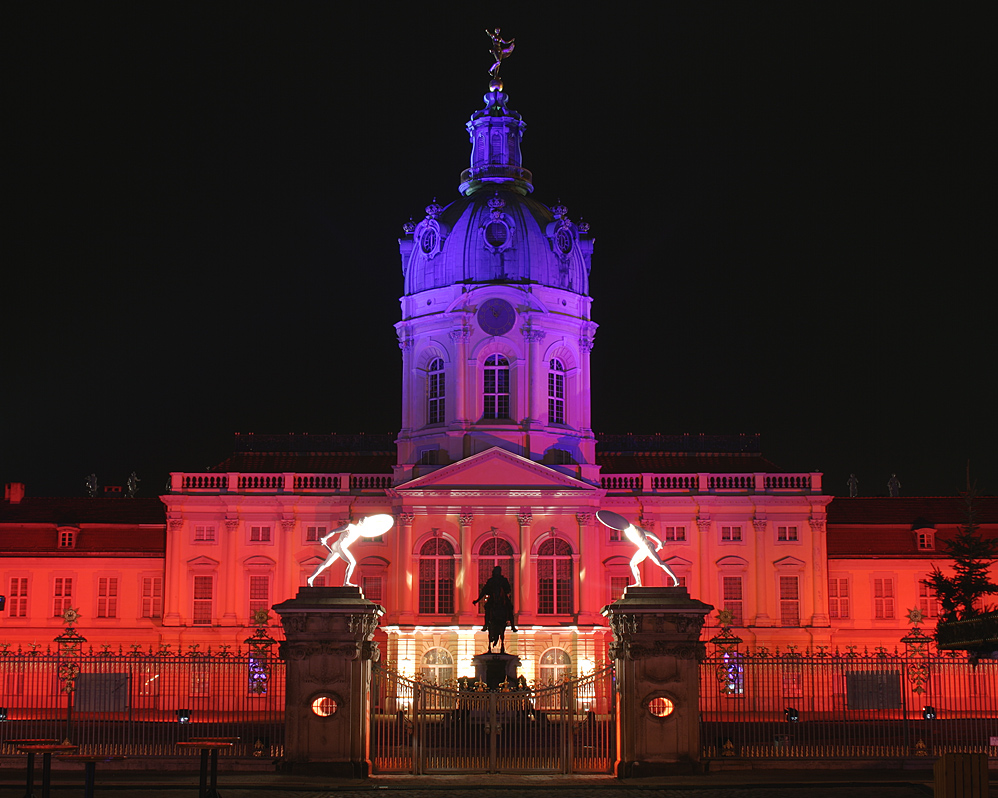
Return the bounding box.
[648,696,675,717]
[311,695,338,717]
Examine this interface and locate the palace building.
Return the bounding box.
[2,81,996,682]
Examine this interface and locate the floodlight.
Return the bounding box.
[176,709,191,724]
[922,706,936,720]
[784,707,799,722]
[0,707,7,722]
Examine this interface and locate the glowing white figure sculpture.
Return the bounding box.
[596,510,680,587]
[307,514,394,587]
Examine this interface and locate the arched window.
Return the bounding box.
[483,354,510,419]
[421,647,454,684]
[548,358,565,424]
[537,538,573,615]
[418,538,454,615]
[539,648,571,682]
[427,357,445,424]
[477,537,515,613]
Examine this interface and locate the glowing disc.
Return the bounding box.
[357,514,394,538]
[596,510,631,531]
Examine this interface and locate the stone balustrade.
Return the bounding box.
[600,472,821,494]
[171,472,393,495]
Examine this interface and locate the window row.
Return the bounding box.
[419,646,573,685]
[827,575,942,621]
[422,356,570,425]
[607,525,802,544]
[6,576,162,619]
[190,524,386,546]
[416,537,573,615]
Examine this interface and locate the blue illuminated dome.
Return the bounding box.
[401,87,593,297]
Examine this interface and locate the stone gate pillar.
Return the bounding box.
[273,586,383,776]
[602,586,713,777]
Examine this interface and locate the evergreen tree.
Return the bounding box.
[923,490,998,628]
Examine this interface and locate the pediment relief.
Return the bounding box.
[398,447,597,493]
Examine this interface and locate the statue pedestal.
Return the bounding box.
[471,652,521,688]
[273,586,383,776]
[602,586,713,777]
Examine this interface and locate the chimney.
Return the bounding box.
[5,483,26,503]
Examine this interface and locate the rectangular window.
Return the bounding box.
[250,526,271,542]
[428,370,445,424]
[362,576,383,603]
[249,576,270,616]
[8,577,28,617]
[141,576,163,618]
[779,576,800,627]
[919,579,942,618]
[874,577,895,620]
[58,529,76,548]
[777,525,799,541]
[721,526,742,542]
[722,576,743,625]
[828,577,850,620]
[610,575,630,602]
[917,531,934,550]
[53,577,73,616]
[193,575,213,625]
[194,525,215,542]
[97,577,118,618]
[664,526,686,542]
[305,525,325,543]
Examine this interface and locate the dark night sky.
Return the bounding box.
[4,5,993,499]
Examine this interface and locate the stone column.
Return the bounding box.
[521,324,545,427]
[450,323,471,427]
[396,512,415,624]
[273,586,383,776]
[752,519,771,626]
[458,511,475,623]
[602,586,713,777]
[163,518,184,625]
[809,518,829,625]
[220,518,239,624]
[517,510,533,623]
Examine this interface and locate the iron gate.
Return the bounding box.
[371,667,614,774]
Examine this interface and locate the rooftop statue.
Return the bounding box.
[597,510,681,587]
[888,473,901,498]
[847,473,859,498]
[486,28,515,79]
[308,514,394,588]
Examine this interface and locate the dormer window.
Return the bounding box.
[57,527,77,549]
[916,530,935,550]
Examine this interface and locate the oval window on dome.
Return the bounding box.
[556,228,572,255]
[420,228,437,254]
[485,220,509,248]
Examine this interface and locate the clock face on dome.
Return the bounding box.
[476,298,516,336]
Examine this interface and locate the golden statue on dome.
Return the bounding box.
[486,27,515,88]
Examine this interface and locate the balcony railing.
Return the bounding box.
[171,472,393,495]
[600,472,820,494]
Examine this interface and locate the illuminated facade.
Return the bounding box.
[3,83,996,682]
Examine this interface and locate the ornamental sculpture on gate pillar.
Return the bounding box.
[602,579,713,777]
[275,515,391,776]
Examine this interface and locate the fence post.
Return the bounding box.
[273,586,383,776]
[602,586,713,777]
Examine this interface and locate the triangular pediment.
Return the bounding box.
[397,447,597,494]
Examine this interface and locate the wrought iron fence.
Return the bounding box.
[700,641,998,759]
[370,666,614,774]
[0,643,285,759]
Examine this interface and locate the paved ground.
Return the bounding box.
[5,768,992,798]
